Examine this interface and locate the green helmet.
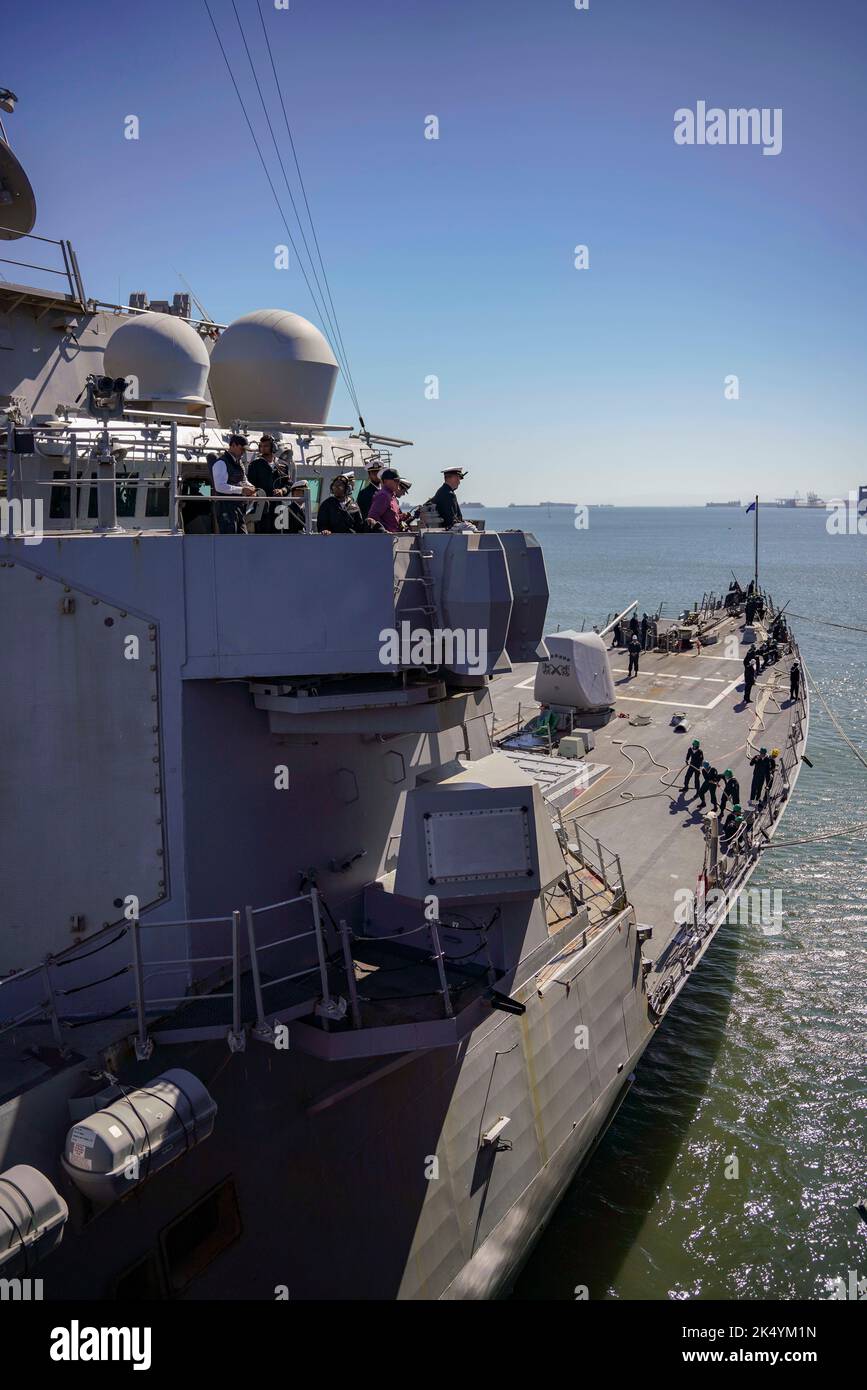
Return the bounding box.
[724,769,733,779]
[692,739,700,747]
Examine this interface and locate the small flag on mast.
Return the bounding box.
[745,500,756,513]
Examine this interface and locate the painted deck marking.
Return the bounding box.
[616,675,742,711]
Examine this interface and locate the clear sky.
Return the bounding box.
[5,0,866,504]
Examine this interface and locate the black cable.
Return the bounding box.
[229,0,355,405]
[201,0,361,417]
[54,925,128,965]
[57,964,131,996]
[254,0,361,419]
[64,1004,136,1028]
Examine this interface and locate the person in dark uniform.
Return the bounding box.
[699,763,722,810]
[628,614,640,639]
[789,660,801,702]
[627,633,641,677]
[432,467,467,527]
[640,612,649,648]
[275,482,307,534]
[247,435,289,533]
[749,747,770,801]
[743,652,757,703]
[722,805,744,848]
[761,750,778,804]
[211,434,255,533]
[611,620,623,649]
[317,475,367,534]
[720,769,740,813]
[725,580,743,610]
[357,461,382,520]
[682,740,704,796]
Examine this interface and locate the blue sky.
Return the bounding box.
[5,0,866,503]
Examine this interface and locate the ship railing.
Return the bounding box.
[5,421,183,535]
[554,812,628,912]
[492,701,559,748]
[0,228,86,304]
[0,880,470,1056]
[708,637,808,899]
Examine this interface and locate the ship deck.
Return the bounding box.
[490,611,805,973]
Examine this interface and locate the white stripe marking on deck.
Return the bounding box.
[616,675,742,711]
[611,668,727,684]
[705,676,743,709]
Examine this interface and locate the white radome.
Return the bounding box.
[104,312,210,404]
[208,308,338,428]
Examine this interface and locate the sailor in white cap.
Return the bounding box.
[432,467,467,528]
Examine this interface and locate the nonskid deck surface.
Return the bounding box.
[491,613,801,966]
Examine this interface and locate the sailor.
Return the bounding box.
[745,595,757,626]
[611,620,623,649]
[275,482,307,535]
[367,467,403,532]
[629,614,640,639]
[211,434,256,534]
[432,467,467,528]
[743,652,757,703]
[789,659,801,702]
[317,475,367,534]
[640,612,649,648]
[725,580,743,610]
[722,805,744,848]
[763,749,779,803]
[682,739,704,796]
[627,632,641,678]
[720,769,740,812]
[357,460,382,520]
[698,763,722,810]
[247,434,289,534]
[749,747,770,801]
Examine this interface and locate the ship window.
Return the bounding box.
[87,473,98,519]
[145,480,170,517]
[116,473,139,519]
[114,1250,165,1301]
[160,1178,241,1293]
[49,470,72,520]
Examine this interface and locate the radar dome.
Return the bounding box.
[208,309,338,427]
[104,313,210,403]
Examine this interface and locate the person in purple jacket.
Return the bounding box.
[367,468,403,532]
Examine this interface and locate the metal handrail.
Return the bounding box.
[0,230,85,303]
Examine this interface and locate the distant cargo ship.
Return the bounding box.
[776,491,825,508]
[706,500,741,507]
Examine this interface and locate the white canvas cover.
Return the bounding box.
[533,630,616,712]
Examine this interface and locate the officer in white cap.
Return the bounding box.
[432,467,467,528]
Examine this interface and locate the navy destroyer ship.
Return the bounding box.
[0,91,809,1300]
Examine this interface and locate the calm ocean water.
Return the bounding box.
[478,505,867,1302]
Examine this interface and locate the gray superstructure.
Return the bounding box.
[0,111,809,1300]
